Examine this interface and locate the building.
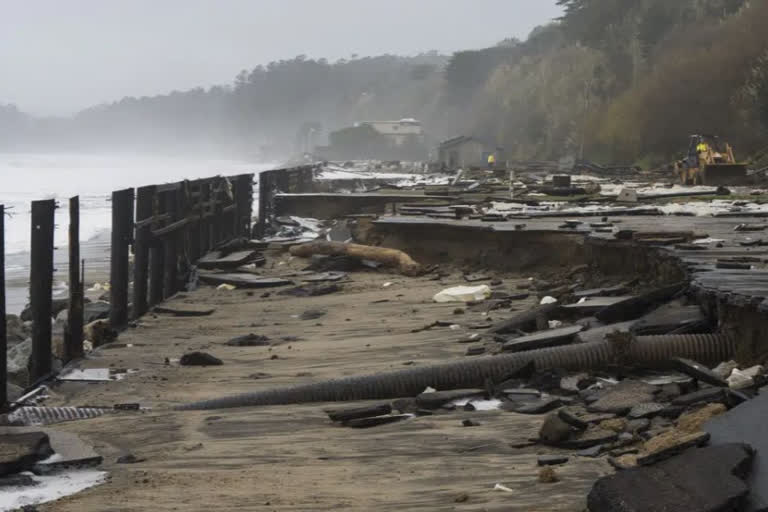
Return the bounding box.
[357,119,424,147]
[319,118,427,161]
[437,136,503,169]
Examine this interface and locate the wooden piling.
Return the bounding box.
[162,191,178,298]
[0,205,6,409]
[65,196,84,362]
[29,199,55,382]
[109,188,134,329]
[133,186,154,318]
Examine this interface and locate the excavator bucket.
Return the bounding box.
[699,163,749,186]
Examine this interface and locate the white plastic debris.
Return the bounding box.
[693,238,725,244]
[433,285,491,303]
[578,297,588,304]
[382,282,393,288]
[449,324,462,331]
[494,483,514,492]
[540,296,558,305]
[422,387,436,394]
[548,320,563,329]
[466,333,481,342]
[452,399,502,411]
[728,369,755,390]
[712,360,738,380]
[728,365,764,389]
[0,469,107,510]
[216,283,236,291]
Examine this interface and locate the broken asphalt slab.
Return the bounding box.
[587,443,754,512]
[706,387,768,511]
[501,325,583,352]
[0,432,53,477]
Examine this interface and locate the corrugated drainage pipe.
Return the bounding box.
[175,334,735,411]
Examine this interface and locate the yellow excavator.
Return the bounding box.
[675,135,748,185]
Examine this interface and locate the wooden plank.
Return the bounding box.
[153,305,216,317]
[197,250,257,269]
[109,188,134,329]
[29,199,56,382]
[133,186,154,319]
[151,217,189,238]
[197,272,293,289]
[162,190,178,298]
[65,196,84,363]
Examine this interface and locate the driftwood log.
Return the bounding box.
[289,241,423,276]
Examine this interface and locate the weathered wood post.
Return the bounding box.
[161,190,178,298]
[0,205,6,409]
[148,189,165,306]
[133,186,154,318]
[109,188,134,330]
[29,199,56,382]
[65,196,84,362]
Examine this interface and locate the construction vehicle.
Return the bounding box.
[675,135,748,186]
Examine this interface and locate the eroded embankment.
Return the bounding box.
[358,216,768,363]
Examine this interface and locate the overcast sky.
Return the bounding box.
[1,0,563,116]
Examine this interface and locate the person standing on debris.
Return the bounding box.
[697,141,709,155]
[487,153,496,169]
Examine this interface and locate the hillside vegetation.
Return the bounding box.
[3,0,768,166]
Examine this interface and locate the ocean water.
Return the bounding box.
[0,152,272,313]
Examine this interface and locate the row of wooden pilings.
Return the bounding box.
[0,172,254,411]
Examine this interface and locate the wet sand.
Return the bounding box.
[36,251,610,511]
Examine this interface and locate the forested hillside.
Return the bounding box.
[3,0,768,166]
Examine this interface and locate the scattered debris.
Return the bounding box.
[179,352,223,366]
[433,285,491,303]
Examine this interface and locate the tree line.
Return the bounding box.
[2,0,768,166]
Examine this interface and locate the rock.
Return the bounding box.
[557,408,589,430]
[588,380,658,415]
[116,454,146,464]
[465,346,486,356]
[538,467,559,483]
[225,334,271,347]
[507,397,563,415]
[326,404,392,423]
[671,357,728,387]
[539,413,573,445]
[84,319,116,346]
[278,284,341,297]
[672,387,725,407]
[576,445,604,458]
[538,455,568,466]
[528,368,568,392]
[712,360,738,380]
[0,432,54,477]
[558,427,618,450]
[588,444,753,512]
[343,415,410,428]
[462,419,481,427]
[599,418,627,433]
[655,383,682,401]
[627,402,665,419]
[659,405,686,419]
[300,309,327,321]
[637,430,710,466]
[415,389,485,409]
[625,419,651,434]
[7,338,31,385]
[608,453,638,470]
[501,389,541,400]
[84,301,111,323]
[454,492,469,503]
[677,403,727,433]
[179,352,223,366]
[6,315,27,343]
[560,373,592,394]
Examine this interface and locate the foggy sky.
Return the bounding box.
[1,0,563,116]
